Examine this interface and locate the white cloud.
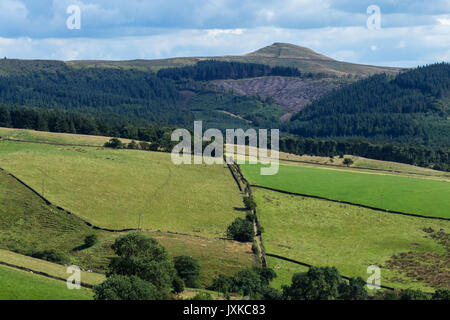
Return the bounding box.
[437,18,450,25]
[0,23,449,67]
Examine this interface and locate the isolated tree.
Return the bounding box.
[283,267,343,300]
[173,256,201,288]
[104,138,124,149]
[93,275,162,300]
[107,233,176,296]
[226,217,254,242]
[343,158,354,167]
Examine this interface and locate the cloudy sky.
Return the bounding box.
[0,0,449,67]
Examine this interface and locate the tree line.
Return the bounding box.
[279,136,450,171]
[157,60,302,81]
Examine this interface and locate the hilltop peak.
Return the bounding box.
[245,42,335,61]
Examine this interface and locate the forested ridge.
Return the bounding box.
[0,59,449,171]
[287,63,450,148]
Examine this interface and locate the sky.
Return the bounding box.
[0,0,449,67]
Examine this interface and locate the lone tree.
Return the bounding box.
[94,275,162,300]
[104,138,124,149]
[343,158,354,167]
[173,256,201,288]
[226,217,254,242]
[282,266,343,300]
[106,232,177,298]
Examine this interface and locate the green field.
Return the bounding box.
[0,140,244,236]
[242,163,450,218]
[0,164,254,285]
[0,265,93,300]
[254,189,450,291]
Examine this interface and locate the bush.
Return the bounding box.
[127,140,139,150]
[94,275,162,300]
[173,256,201,288]
[343,158,354,166]
[84,234,98,248]
[104,138,124,149]
[31,249,70,264]
[251,241,260,255]
[226,217,254,242]
[243,195,256,211]
[172,276,185,294]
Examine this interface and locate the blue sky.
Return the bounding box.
[0,0,449,67]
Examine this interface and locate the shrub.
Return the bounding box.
[172,276,185,294]
[251,241,260,255]
[104,138,124,149]
[343,158,354,166]
[226,217,254,242]
[84,234,98,248]
[94,275,162,300]
[243,195,256,211]
[173,256,201,288]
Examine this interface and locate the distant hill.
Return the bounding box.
[67,42,403,78]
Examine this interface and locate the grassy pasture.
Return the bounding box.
[254,189,450,291]
[241,163,450,218]
[0,140,244,236]
[0,166,254,285]
[0,127,137,146]
[0,264,93,300]
[0,249,105,286]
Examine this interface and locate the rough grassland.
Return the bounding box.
[0,127,135,146]
[0,168,115,271]
[242,163,450,218]
[254,189,450,291]
[0,265,93,300]
[0,140,244,236]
